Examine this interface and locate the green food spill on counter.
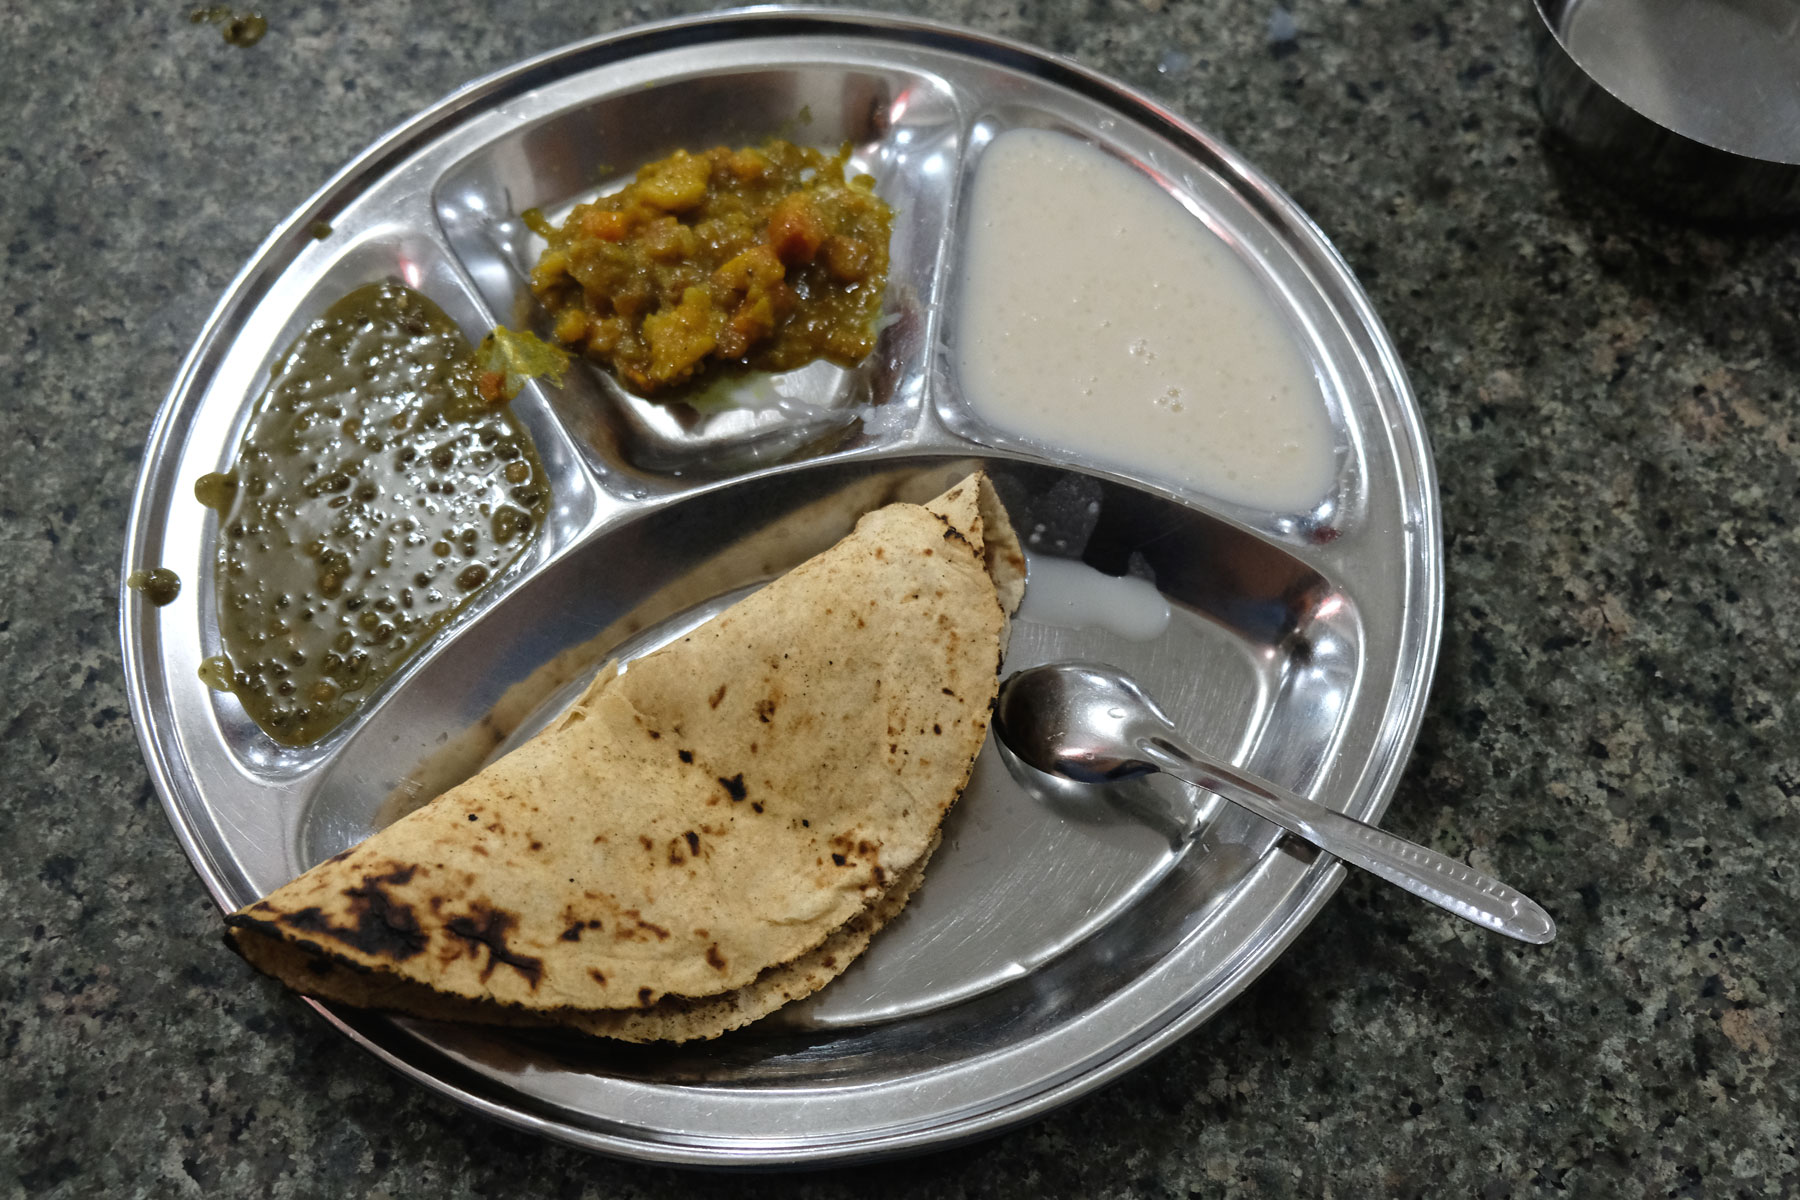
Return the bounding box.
[189,6,267,46]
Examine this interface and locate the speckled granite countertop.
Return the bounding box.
[4,1,1796,1195]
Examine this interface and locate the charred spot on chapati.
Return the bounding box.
[236,865,428,961]
[443,906,543,985]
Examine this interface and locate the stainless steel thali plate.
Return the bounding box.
[121,8,1441,1166]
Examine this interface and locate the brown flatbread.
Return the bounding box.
[227,472,1022,1041]
[232,831,941,1042]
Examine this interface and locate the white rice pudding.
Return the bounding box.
[954,129,1335,512]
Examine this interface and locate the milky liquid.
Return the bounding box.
[1016,555,1172,641]
[954,129,1336,512]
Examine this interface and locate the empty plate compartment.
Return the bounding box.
[292,458,1362,1085]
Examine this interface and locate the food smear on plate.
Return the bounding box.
[126,567,182,607]
[473,325,571,402]
[206,282,549,747]
[526,140,893,396]
[954,129,1335,513]
[1016,556,1171,642]
[225,473,1024,1043]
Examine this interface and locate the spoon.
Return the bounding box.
[994,662,1557,945]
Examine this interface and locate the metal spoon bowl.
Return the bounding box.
[994,662,1557,945]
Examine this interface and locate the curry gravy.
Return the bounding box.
[209,282,547,745]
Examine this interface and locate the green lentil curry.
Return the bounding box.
[527,140,893,395]
[208,282,548,746]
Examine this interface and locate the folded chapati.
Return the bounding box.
[228,472,1024,1041]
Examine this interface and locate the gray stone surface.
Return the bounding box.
[3,0,1796,1195]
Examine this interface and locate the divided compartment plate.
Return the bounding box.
[121,9,1440,1167]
